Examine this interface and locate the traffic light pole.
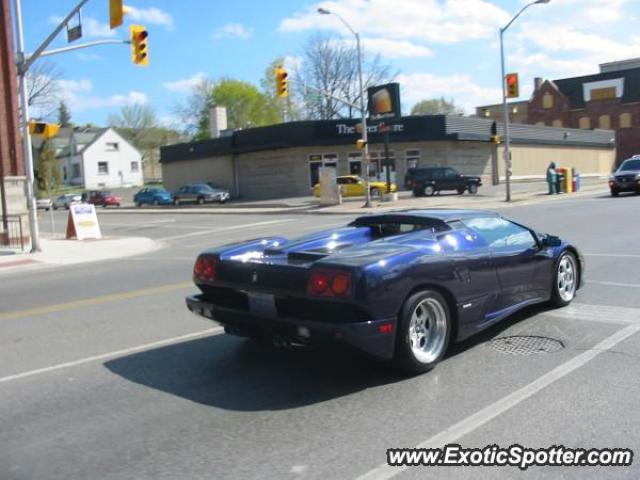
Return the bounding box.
[12,0,126,251]
[499,27,512,203]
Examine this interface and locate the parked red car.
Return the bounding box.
[83,190,122,208]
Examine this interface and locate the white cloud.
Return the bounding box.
[280,0,509,44]
[49,15,116,38]
[398,72,502,113]
[212,23,254,40]
[126,6,174,30]
[163,72,208,93]
[57,78,147,113]
[284,55,304,72]
[361,38,432,58]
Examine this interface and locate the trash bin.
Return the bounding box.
[555,168,565,194]
[572,169,580,192]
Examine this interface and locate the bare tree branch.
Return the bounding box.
[295,34,398,120]
[26,61,62,119]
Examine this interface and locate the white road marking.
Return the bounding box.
[0,327,223,385]
[158,219,296,242]
[545,302,640,325]
[355,323,640,480]
[585,253,640,258]
[588,280,640,289]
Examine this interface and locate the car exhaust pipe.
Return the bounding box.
[272,334,291,349]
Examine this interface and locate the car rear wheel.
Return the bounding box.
[423,185,435,196]
[136,202,142,207]
[610,189,619,197]
[370,187,381,198]
[173,198,180,206]
[457,188,465,195]
[197,196,205,205]
[394,290,451,374]
[550,251,578,307]
[153,200,159,206]
[468,183,478,194]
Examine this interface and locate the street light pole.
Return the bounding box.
[499,0,550,202]
[318,8,371,208]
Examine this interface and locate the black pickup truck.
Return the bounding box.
[407,167,482,197]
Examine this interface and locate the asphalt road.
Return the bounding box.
[2,191,639,480]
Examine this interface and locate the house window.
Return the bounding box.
[72,163,81,178]
[98,161,109,175]
[105,142,119,151]
[552,119,563,128]
[579,117,591,129]
[131,161,139,172]
[620,113,632,129]
[542,93,554,109]
[406,149,421,170]
[598,115,611,129]
[590,87,616,101]
[308,153,338,187]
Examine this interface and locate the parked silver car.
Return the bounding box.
[36,198,52,211]
[53,193,82,210]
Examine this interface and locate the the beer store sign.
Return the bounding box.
[336,123,405,135]
[367,83,401,122]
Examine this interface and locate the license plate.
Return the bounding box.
[248,292,277,318]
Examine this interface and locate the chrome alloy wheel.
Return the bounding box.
[408,297,448,364]
[557,254,577,302]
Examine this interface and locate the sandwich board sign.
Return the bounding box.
[66,204,102,240]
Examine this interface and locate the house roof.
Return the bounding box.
[552,67,640,109]
[161,115,615,164]
[31,127,106,157]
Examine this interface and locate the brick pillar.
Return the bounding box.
[0,0,29,247]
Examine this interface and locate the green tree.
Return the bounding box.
[35,140,62,197]
[411,97,464,116]
[57,101,72,127]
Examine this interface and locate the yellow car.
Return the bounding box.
[313,175,398,197]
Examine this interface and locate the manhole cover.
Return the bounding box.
[487,335,564,355]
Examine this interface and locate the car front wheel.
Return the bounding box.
[423,185,435,196]
[610,189,619,197]
[468,183,478,194]
[394,290,451,374]
[173,198,180,206]
[197,196,205,205]
[550,251,578,307]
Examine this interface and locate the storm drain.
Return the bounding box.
[487,335,564,355]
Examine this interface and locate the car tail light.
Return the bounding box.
[194,255,216,282]
[307,270,352,298]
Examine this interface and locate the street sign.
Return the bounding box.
[368,83,401,122]
[66,204,102,240]
[67,24,82,43]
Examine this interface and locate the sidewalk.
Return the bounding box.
[0,236,159,275]
[95,177,608,215]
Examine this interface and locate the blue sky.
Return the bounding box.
[17,0,640,127]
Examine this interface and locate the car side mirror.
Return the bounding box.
[538,234,562,248]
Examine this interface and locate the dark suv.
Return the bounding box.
[609,156,640,196]
[408,167,482,197]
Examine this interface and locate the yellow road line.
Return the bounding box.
[0,281,192,321]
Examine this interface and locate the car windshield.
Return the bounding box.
[619,159,640,171]
[151,188,168,193]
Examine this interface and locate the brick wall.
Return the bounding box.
[528,80,640,164]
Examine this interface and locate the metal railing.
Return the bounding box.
[1,215,25,251]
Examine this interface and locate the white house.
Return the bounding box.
[55,127,143,189]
